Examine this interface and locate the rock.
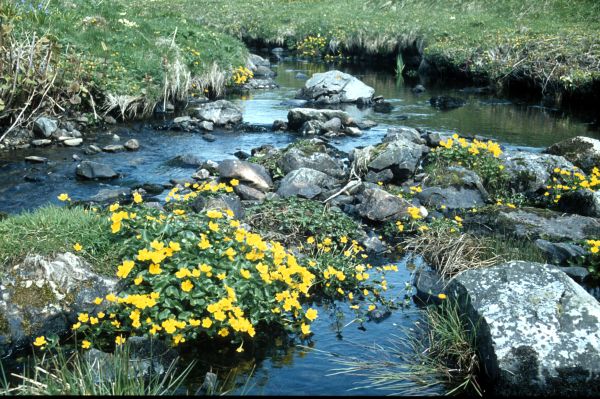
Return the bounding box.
[560,266,591,284]
[466,207,600,242]
[194,100,242,126]
[298,70,375,104]
[299,120,323,135]
[424,131,452,147]
[112,134,120,142]
[124,139,140,151]
[88,187,132,203]
[249,53,270,68]
[362,234,387,254]
[276,168,339,199]
[104,116,117,124]
[63,138,83,147]
[295,72,308,80]
[413,268,446,305]
[373,101,393,113]
[70,130,82,139]
[202,133,216,142]
[102,144,125,153]
[383,127,425,145]
[85,145,102,155]
[167,154,204,168]
[243,78,279,90]
[173,116,191,124]
[355,120,378,130]
[31,139,52,147]
[33,117,58,138]
[198,121,214,131]
[76,161,118,180]
[417,186,486,210]
[368,139,428,182]
[344,127,362,137]
[424,166,490,200]
[234,184,266,201]
[278,147,345,178]
[127,336,178,376]
[502,150,577,193]
[558,189,600,218]
[429,96,466,110]
[24,156,47,163]
[234,150,251,160]
[287,108,353,131]
[411,84,426,93]
[534,239,587,265]
[544,136,600,173]
[272,120,288,131]
[253,65,275,78]
[365,169,395,184]
[190,194,244,220]
[218,159,273,192]
[448,261,600,397]
[0,253,117,359]
[322,117,342,133]
[357,187,419,222]
[132,183,164,195]
[192,169,211,180]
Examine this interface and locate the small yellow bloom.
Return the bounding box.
[133,192,143,204]
[134,276,143,285]
[202,318,213,328]
[33,336,47,347]
[181,280,194,292]
[58,193,71,202]
[73,243,83,252]
[230,179,240,186]
[305,308,318,321]
[78,313,89,323]
[71,322,81,330]
[438,293,447,300]
[93,297,103,305]
[82,340,91,349]
[301,323,311,335]
[115,335,126,346]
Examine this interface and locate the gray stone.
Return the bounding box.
[560,266,591,284]
[0,253,117,359]
[102,144,125,153]
[124,139,140,151]
[368,139,427,181]
[272,120,288,131]
[362,234,387,254]
[448,261,600,397]
[357,187,418,222]
[194,100,242,126]
[24,156,47,163]
[173,116,192,124]
[544,136,600,173]
[295,72,308,80]
[322,117,342,132]
[365,169,395,184]
[417,186,486,210]
[248,53,270,68]
[167,154,204,168]
[299,120,323,135]
[373,101,393,113]
[33,117,58,138]
[355,120,378,130]
[287,108,353,131]
[218,159,273,192]
[63,138,83,147]
[383,127,425,145]
[190,194,244,220]
[534,239,588,265]
[85,145,102,155]
[202,133,216,142]
[31,139,52,147]
[192,169,211,180]
[298,70,375,103]
[198,121,214,131]
[276,168,339,199]
[278,147,345,178]
[76,161,118,180]
[413,268,446,305]
[88,187,132,203]
[243,78,278,90]
[234,184,266,201]
[502,150,577,193]
[344,126,362,137]
[429,96,465,110]
[253,65,275,78]
[558,189,600,218]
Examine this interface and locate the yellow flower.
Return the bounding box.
[230,178,240,187]
[591,246,599,254]
[90,317,99,325]
[438,293,447,300]
[82,340,91,349]
[78,313,89,323]
[109,202,120,212]
[149,263,162,275]
[173,334,186,345]
[407,207,422,220]
[218,328,229,337]
[93,297,103,305]
[115,335,126,346]
[301,323,311,335]
[202,318,213,328]
[305,308,318,321]
[236,342,244,353]
[33,336,47,347]
[116,260,135,279]
[240,269,251,279]
[454,216,463,223]
[73,243,83,252]
[57,193,71,202]
[71,322,81,330]
[307,236,315,244]
[133,192,143,204]
[368,304,376,311]
[97,312,105,319]
[134,276,143,285]
[208,221,219,232]
[181,280,194,292]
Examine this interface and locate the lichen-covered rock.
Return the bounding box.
[367,139,428,182]
[297,70,375,104]
[417,186,486,210]
[502,150,577,193]
[448,261,600,397]
[382,127,425,145]
[76,161,118,180]
[0,253,116,359]
[357,187,424,222]
[287,108,353,131]
[218,159,273,192]
[544,136,600,173]
[276,167,339,199]
[194,100,242,126]
[465,206,600,242]
[278,147,346,178]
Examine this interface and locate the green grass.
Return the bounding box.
[0,206,119,277]
[482,234,547,264]
[202,0,600,96]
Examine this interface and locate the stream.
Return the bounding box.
[1,58,598,395]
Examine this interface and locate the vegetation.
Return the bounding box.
[0,205,118,277]
[248,139,329,179]
[1,340,193,395]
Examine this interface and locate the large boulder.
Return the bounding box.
[194,100,242,126]
[558,189,600,218]
[417,186,486,210]
[544,136,600,173]
[367,139,428,182]
[278,147,345,178]
[276,168,339,199]
[534,239,587,266]
[357,187,420,222]
[218,159,272,192]
[448,261,600,397]
[502,151,577,193]
[33,117,58,138]
[287,108,353,131]
[382,127,426,145]
[0,253,117,359]
[297,70,375,104]
[76,161,118,180]
[466,206,600,242]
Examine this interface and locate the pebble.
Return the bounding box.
[24,156,48,163]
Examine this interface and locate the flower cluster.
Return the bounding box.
[542,166,600,204]
[232,66,253,85]
[296,34,327,58]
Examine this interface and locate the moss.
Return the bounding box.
[11,281,58,309]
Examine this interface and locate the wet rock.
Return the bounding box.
[544,136,600,173]
[355,120,378,130]
[234,184,266,201]
[344,127,362,137]
[76,161,118,180]
[88,187,132,203]
[253,65,275,78]
[132,183,164,195]
[0,253,117,359]
[192,169,211,180]
[413,268,446,305]
[558,189,600,218]
[365,169,395,184]
[383,127,425,145]
[299,120,323,135]
[362,234,387,254]
[295,72,308,80]
[423,166,489,201]
[33,117,58,138]
[357,187,419,222]
[560,266,591,284]
[202,133,216,142]
[502,150,577,193]
[276,168,339,199]
[534,239,587,266]
[278,147,345,178]
[243,78,278,90]
[322,117,342,133]
[194,100,243,126]
[198,121,214,131]
[63,138,83,147]
[424,131,452,147]
[124,139,140,151]
[104,115,117,124]
[218,159,273,192]
[466,207,600,242]
[167,154,204,168]
[373,101,393,113]
[367,139,428,182]
[85,145,102,155]
[297,70,375,104]
[287,108,353,131]
[411,84,426,93]
[103,144,125,153]
[31,139,52,147]
[234,150,251,160]
[429,96,465,110]
[448,261,600,397]
[24,156,47,164]
[127,336,178,376]
[248,53,270,68]
[272,120,288,131]
[366,307,391,323]
[417,186,486,210]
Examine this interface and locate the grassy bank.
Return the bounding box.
[202,0,600,102]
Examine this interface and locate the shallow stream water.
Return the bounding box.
[1,59,598,395]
